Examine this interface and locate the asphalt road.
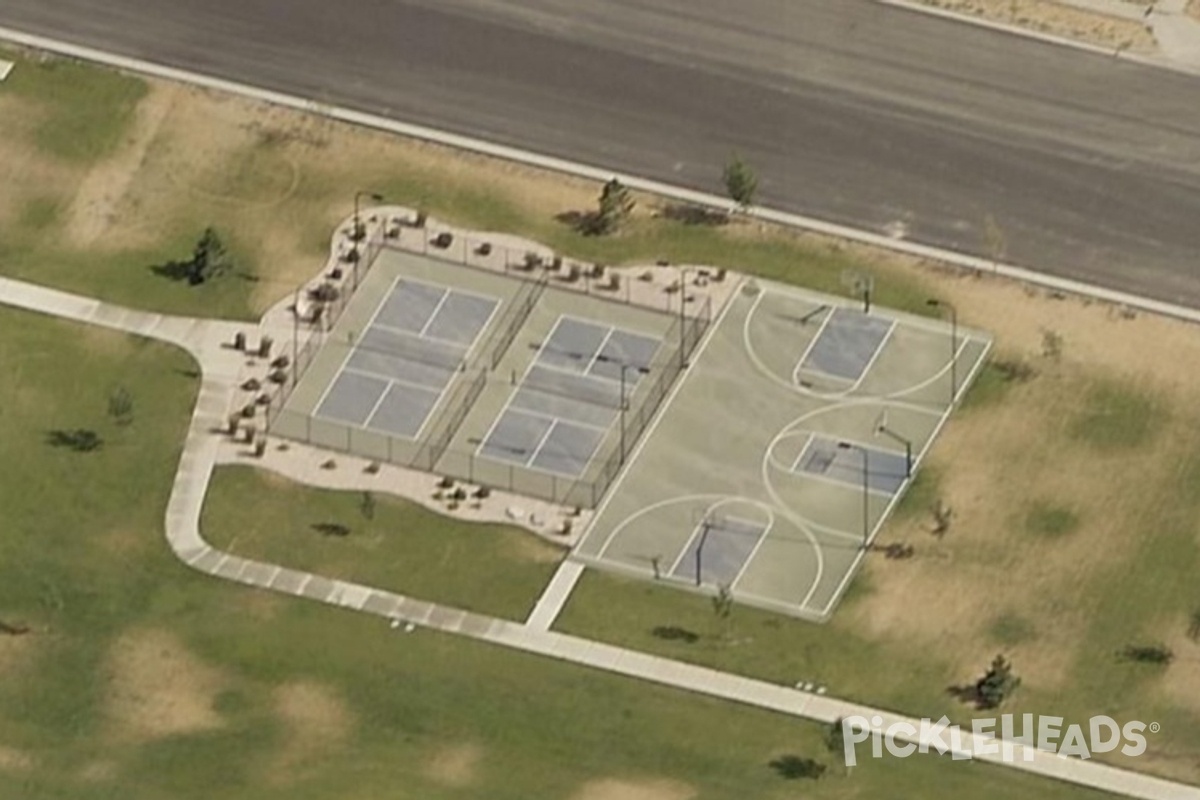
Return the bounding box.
[4,0,1200,304]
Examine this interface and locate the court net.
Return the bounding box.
[355,326,466,372]
[520,364,625,409]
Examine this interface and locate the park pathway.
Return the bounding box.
[1,273,1197,800]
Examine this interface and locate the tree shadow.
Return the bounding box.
[768,755,826,780]
[149,259,201,284]
[660,203,729,227]
[311,522,350,538]
[45,429,103,452]
[651,625,700,644]
[946,683,989,710]
[554,209,605,236]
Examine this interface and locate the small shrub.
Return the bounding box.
[768,755,826,781]
[437,476,455,489]
[1121,644,1173,665]
[651,626,699,644]
[473,486,491,500]
[309,282,340,303]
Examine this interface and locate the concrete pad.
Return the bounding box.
[0,60,13,82]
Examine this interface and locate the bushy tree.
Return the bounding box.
[186,227,232,285]
[593,178,635,234]
[976,654,1021,709]
[723,152,759,210]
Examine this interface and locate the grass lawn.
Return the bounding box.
[201,466,563,620]
[0,308,1121,799]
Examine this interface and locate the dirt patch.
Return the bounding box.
[104,628,227,741]
[0,633,37,680]
[570,778,697,800]
[0,746,33,772]
[64,82,179,247]
[77,759,118,782]
[0,96,72,231]
[424,743,482,788]
[266,681,353,785]
[1190,0,1200,22]
[1159,626,1200,714]
[919,0,1156,52]
[508,533,566,564]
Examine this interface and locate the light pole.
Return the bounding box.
[292,287,300,388]
[926,299,957,406]
[678,266,691,370]
[352,191,385,289]
[695,516,713,586]
[837,441,870,549]
[875,420,913,478]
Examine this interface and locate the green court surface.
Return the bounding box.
[572,279,991,620]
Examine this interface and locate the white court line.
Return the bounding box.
[507,408,609,480]
[667,517,713,577]
[788,432,817,473]
[847,320,897,393]
[311,273,401,414]
[790,305,835,386]
[455,293,503,363]
[362,379,401,430]
[537,312,608,373]
[729,518,775,592]
[521,417,562,468]
[472,321,561,459]
[589,280,744,560]
[502,403,610,433]
[583,327,617,374]
[416,286,452,338]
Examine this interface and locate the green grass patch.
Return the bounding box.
[0,305,1114,798]
[960,357,1035,411]
[1068,378,1163,450]
[2,54,147,162]
[202,466,561,620]
[987,613,1038,647]
[556,570,959,717]
[892,464,940,521]
[1023,501,1080,539]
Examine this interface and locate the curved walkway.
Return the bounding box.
[1,273,1197,799]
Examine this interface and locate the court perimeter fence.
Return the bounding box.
[261,231,388,430]
[264,218,715,507]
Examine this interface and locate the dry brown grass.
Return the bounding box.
[569,778,697,800]
[0,745,34,773]
[423,743,483,788]
[103,628,228,742]
[920,0,1156,51]
[64,83,180,247]
[265,681,353,786]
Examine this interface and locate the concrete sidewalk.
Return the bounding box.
[2,268,1197,798]
[881,0,1200,74]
